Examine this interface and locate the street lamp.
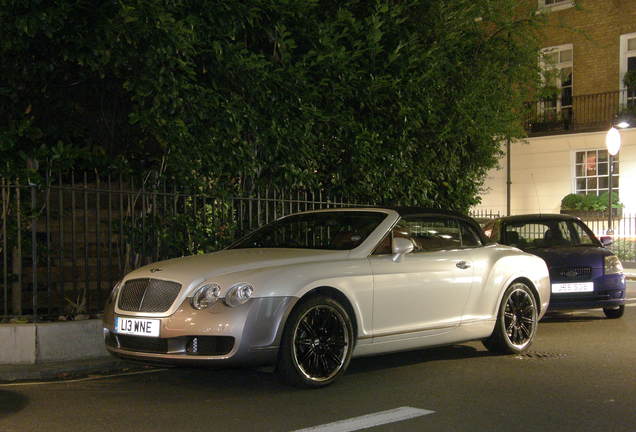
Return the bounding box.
[605,126,623,235]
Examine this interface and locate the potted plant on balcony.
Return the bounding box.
[560,193,623,219]
[623,70,636,91]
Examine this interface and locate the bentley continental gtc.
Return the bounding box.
[104,208,550,387]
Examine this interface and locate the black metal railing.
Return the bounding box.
[0,172,504,321]
[0,173,371,321]
[525,89,636,136]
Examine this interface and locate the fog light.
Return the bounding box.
[191,283,221,310]
[224,283,254,307]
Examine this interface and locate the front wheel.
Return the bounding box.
[603,305,624,319]
[277,295,354,388]
[483,281,538,354]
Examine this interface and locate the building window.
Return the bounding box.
[620,33,636,105]
[538,0,575,12]
[540,44,573,121]
[574,150,619,195]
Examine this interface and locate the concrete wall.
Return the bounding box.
[0,320,108,364]
[478,128,636,215]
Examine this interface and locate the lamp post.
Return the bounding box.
[605,127,622,235]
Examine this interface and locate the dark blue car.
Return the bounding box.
[483,214,626,318]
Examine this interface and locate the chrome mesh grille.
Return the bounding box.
[552,266,592,281]
[118,278,181,312]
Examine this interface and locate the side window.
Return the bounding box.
[557,221,572,243]
[504,223,550,248]
[570,221,596,245]
[402,216,461,252]
[459,221,482,248]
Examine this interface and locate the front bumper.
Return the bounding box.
[103,296,296,367]
[548,273,626,310]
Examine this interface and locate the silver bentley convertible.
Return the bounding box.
[104,208,550,387]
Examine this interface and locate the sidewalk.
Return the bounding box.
[0,357,157,384]
[624,265,636,280]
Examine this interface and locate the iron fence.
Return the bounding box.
[578,212,636,263]
[0,173,372,321]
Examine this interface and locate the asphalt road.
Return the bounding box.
[1,282,635,432]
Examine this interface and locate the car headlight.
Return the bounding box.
[191,283,221,310]
[224,283,254,308]
[604,255,623,275]
[107,280,122,305]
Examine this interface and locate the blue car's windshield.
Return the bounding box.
[501,219,600,249]
[229,211,387,250]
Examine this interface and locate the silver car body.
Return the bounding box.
[103,208,550,365]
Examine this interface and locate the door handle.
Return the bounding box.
[456,261,471,270]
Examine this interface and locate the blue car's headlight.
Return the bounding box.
[604,255,623,275]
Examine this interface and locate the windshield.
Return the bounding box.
[501,219,599,249]
[229,211,387,250]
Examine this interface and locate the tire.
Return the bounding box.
[603,305,624,319]
[483,281,538,354]
[277,295,354,388]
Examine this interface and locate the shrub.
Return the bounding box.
[561,193,622,212]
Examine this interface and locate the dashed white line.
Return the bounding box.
[291,406,435,432]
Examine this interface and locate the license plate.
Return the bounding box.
[114,317,160,337]
[551,282,594,293]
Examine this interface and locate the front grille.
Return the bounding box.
[118,278,181,312]
[551,266,592,281]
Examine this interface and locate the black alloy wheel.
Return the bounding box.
[277,295,354,388]
[483,281,538,354]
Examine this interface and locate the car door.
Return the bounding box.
[369,215,481,337]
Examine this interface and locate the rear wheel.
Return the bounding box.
[603,305,624,319]
[277,295,354,388]
[483,281,538,354]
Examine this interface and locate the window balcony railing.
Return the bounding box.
[524,89,636,136]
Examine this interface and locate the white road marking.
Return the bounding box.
[291,406,434,432]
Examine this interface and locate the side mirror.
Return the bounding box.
[599,235,613,247]
[392,237,414,262]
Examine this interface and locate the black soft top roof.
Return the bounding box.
[494,213,580,223]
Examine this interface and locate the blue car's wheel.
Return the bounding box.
[603,305,624,319]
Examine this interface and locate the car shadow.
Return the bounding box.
[0,390,29,418]
[540,311,606,323]
[347,344,491,375]
[158,344,492,392]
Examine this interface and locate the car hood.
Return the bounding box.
[125,248,350,287]
[522,246,612,269]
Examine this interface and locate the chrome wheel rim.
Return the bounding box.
[503,285,537,349]
[292,305,349,382]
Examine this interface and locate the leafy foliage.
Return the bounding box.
[1,0,546,211]
[561,192,622,212]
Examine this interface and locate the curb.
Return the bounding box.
[0,357,157,384]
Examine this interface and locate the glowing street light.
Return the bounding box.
[605,126,622,234]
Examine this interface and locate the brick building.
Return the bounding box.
[479,0,636,235]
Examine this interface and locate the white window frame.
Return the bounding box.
[619,32,636,105]
[572,149,619,196]
[538,0,575,13]
[540,44,573,118]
